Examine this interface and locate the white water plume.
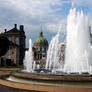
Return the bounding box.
[23,39,34,72]
[64,8,92,73]
[45,25,64,70]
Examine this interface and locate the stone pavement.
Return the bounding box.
[0,84,38,92]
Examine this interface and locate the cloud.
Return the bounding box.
[0,0,64,28]
[0,0,62,16]
[0,1,64,36]
[0,0,92,47]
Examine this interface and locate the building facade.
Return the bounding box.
[0,24,26,66]
[33,31,48,68]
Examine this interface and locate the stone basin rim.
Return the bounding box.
[10,69,92,82]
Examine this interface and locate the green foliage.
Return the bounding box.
[0,65,23,68]
[0,34,7,38]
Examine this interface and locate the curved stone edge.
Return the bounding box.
[12,70,92,82]
[0,69,92,92]
[0,78,92,92]
[0,79,54,92]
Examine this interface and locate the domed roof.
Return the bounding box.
[34,31,48,46]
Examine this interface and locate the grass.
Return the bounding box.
[0,65,23,68]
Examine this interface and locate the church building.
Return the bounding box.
[33,31,48,68]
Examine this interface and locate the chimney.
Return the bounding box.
[14,24,17,29]
[20,25,24,31]
[5,29,7,33]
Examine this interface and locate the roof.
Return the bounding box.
[4,24,26,38]
[6,28,20,33]
[5,24,25,34]
[34,31,48,46]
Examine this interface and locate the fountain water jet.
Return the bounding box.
[45,26,64,72]
[23,39,34,72]
[64,8,92,74]
[45,32,60,70]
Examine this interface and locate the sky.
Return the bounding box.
[0,0,92,47]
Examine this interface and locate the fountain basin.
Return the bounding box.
[7,70,92,82]
[2,69,92,92]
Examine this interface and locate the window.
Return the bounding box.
[42,53,46,59]
[20,38,23,48]
[42,48,46,52]
[8,54,11,59]
[16,37,19,45]
[8,37,11,41]
[8,46,12,50]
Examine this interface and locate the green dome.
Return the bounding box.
[34,31,48,46]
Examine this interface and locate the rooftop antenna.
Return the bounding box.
[40,24,43,37]
[41,24,43,31]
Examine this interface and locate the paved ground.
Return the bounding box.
[0,84,38,92]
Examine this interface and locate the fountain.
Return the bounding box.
[45,32,62,71]
[64,8,92,74]
[5,8,92,92]
[45,8,92,74]
[23,39,34,72]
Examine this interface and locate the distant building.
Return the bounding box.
[33,31,48,68]
[60,43,66,62]
[0,24,26,66]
